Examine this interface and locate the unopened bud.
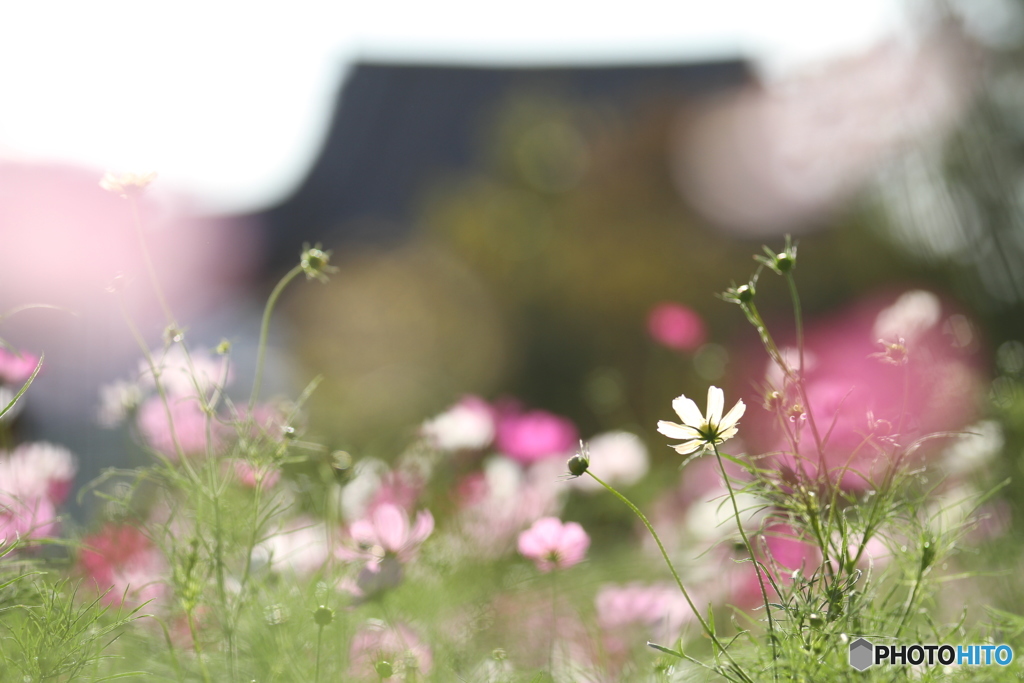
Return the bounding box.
[313,605,334,627]
[567,441,590,477]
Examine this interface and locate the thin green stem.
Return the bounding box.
[895,564,924,638]
[712,444,779,683]
[315,623,324,683]
[784,271,836,583]
[585,471,752,683]
[249,265,304,412]
[186,608,213,683]
[129,197,177,327]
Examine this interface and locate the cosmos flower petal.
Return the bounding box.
[672,440,704,455]
[372,504,409,552]
[720,399,746,431]
[657,421,703,440]
[671,395,704,428]
[719,426,739,442]
[706,386,724,427]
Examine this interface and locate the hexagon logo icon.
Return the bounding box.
[849,637,874,671]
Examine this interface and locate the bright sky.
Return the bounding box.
[0,0,907,213]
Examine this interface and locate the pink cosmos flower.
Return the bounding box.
[0,442,77,542]
[339,503,434,572]
[495,404,578,464]
[0,497,57,543]
[78,524,167,607]
[517,517,590,572]
[647,302,707,351]
[366,470,422,515]
[456,457,563,558]
[138,346,232,400]
[349,620,432,680]
[742,292,982,490]
[421,395,495,451]
[136,395,224,459]
[0,348,39,385]
[724,523,822,609]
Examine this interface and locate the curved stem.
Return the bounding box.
[129,197,176,327]
[712,444,779,683]
[585,471,752,683]
[249,265,304,412]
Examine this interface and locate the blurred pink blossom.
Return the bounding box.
[138,346,232,400]
[339,503,434,572]
[349,620,432,680]
[0,497,57,543]
[456,457,563,558]
[229,460,281,489]
[0,348,39,385]
[78,524,167,607]
[254,517,332,577]
[0,442,77,542]
[136,396,224,459]
[647,302,707,351]
[726,524,822,609]
[596,582,697,643]
[232,402,293,441]
[495,404,578,464]
[421,395,495,451]
[518,517,590,572]
[367,470,422,515]
[744,292,982,490]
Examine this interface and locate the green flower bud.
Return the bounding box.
[774,251,794,273]
[567,440,590,477]
[300,243,338,283]
[374,660,394,678]
[313,605,334,627]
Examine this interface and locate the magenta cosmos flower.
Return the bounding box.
[0,348,40,385]
[495,405,578,464]
[647,302,707,351]
[517,517,590,571]
[78,523,167,607]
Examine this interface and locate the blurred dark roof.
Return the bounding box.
[255,59,754,273]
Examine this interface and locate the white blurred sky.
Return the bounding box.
[0,0,907,213]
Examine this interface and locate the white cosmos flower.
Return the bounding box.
[657,386,745,455]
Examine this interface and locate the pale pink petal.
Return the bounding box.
[407,509,434,547]
[517,529,546,558]
[372,504,409,552]
[349,519,378,547]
